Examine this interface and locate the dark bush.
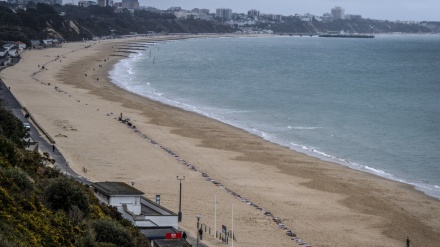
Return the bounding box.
[1,167,33,191]
[0,137,24,167]
[92,219,134,247]
[0,108,27,147]
[44,178,90,216]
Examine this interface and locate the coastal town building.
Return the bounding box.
[260,14,283,22]
[248,9,260,18]
[121,0,139,10]
[216,8,232,21]
[139,6,160,12]
[97,0,110,7]
[199,8,210,14]
[345,14,362,20]
[92,182,179,229]
[174,10,212,20]
[78,0,97,7]
[331,6,345,20]
[322,12,334,22]
[0,43,17,58]
[227,19,257,27]
[167,6,181,12]
[91,182,185,247]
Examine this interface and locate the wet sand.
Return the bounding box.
[2,35,440,246]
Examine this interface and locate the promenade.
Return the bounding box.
[0,78,89,184]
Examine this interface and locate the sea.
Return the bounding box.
[109,34,440,199]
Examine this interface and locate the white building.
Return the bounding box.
[97,0,110,7]
[15,41,27,49]
[78,0,97,7]
[331,6,345,20]
[121,0,139,10]
[0,48,8,57]
[322,12,334,22]
[1,43,15,57]
[227,19,257,26]
[199,8,210,14]
[248,9,260,18]
[174,10,212,20]
[346,14,362,20]
[216,8,232,20]
[92,182,179,229]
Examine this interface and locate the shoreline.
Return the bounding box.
[109,36,440,201]
[2,35,440,246]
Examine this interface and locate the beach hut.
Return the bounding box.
[15,41,27,49]
[91,181,179,229]
[2,43,14,52]
[42,39,53,46]
[30,40,42,49]
[0,48,7,57]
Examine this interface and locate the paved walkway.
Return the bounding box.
[0,78,90,185]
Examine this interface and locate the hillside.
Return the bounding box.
[0,2,435,47]
[0,2,235,45]
[0,106,150,247]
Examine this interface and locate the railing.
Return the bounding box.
[23,107,56,144]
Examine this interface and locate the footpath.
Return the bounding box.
[0,78,90,185]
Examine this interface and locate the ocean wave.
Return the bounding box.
[287,126,323,130]
[289,142,440,199]
[364,166,393,177]
[109,52,143,89]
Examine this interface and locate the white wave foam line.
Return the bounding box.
[290,142,390,175]
[250,127,270,138]
[364,166,393,177]
[290,142,309,150]
[287,126,323,130]
[311,149,334,159]
[289,142,440,199]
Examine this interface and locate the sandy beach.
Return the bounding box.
[2,35,440,246]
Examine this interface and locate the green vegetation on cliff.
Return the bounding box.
[0,107,149,247]
[0,2,235,45]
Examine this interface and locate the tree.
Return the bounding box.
[44,178,90,217]
[0,137,23,167]
[36,3,58,15]
[0,108,27,147]
[1,13,22,27]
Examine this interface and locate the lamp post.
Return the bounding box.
[196,215,202,247]
[177,176,185,222]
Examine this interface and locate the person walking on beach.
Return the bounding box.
[182,231,187,239]
[52,144,55,152]
[199,227,203,240]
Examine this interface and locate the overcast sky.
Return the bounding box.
[140,0,439,21]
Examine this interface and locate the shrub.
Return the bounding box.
[92,219,134,247]
[0,108,27,147]
[44,178,90,217]
[1,167,33,191]
[0,137,24,167]
[74,231,98,247]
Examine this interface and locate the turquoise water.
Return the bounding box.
[109,35,440,198]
